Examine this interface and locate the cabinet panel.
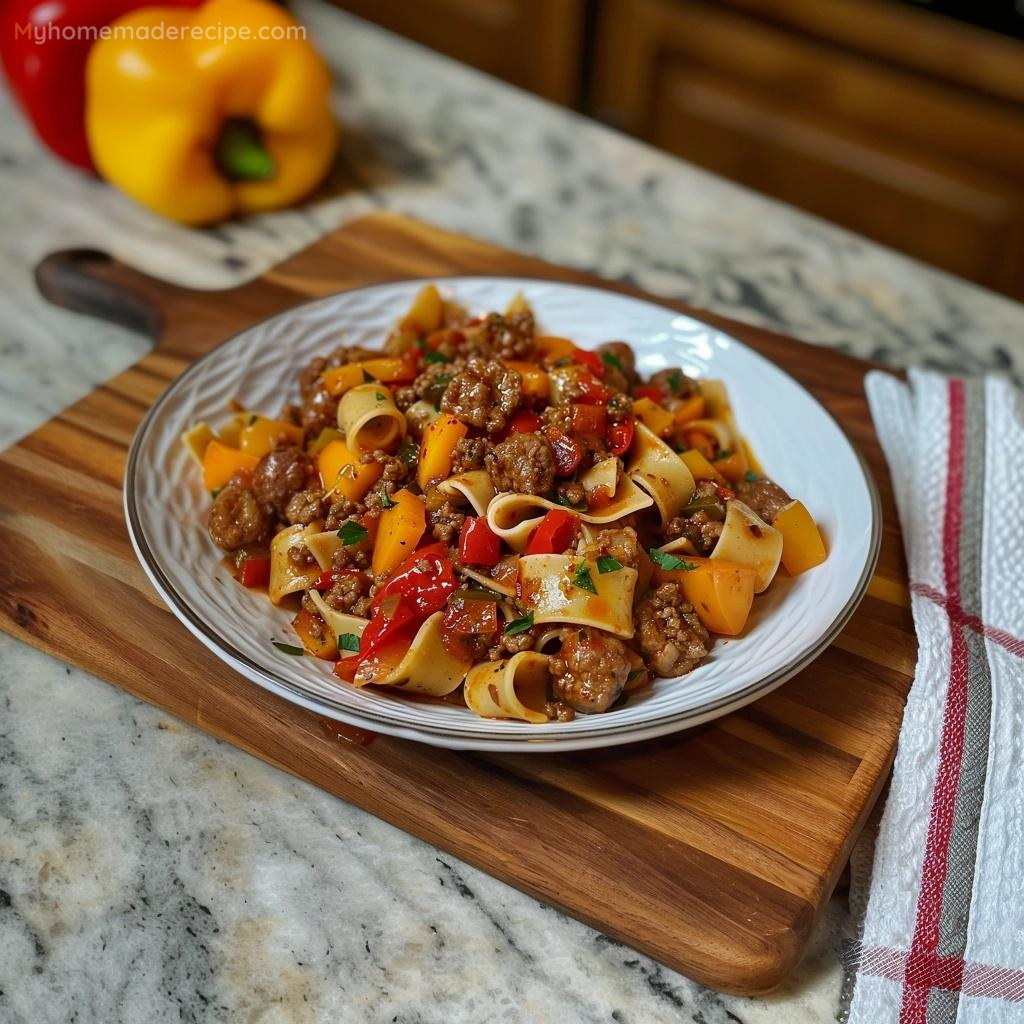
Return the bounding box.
[328,0,585,106]
[593,0,1024,295]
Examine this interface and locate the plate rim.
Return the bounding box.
[124,275,882,753]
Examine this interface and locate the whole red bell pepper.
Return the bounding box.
[0,0,203,170]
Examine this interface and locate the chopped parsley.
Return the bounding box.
[378,490,396,509]
[337,521,368,546]
[572,563,598,594]
[667,370,682,393]
[375,391,387,402]
[600,350,623,371]
[504,611,534,636]
[248,414,258,426]
[596,555,623,574]
[648,547,696,571]
[712,448,733,462]
[423,351,450,364]
[338,633,361,653]
[271,641,304,656]
[362,369,375,383]
[743,469,761,482]
[626,668,645,682]
[210,487,222,499]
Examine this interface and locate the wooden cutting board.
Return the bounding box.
[0,212,914,995]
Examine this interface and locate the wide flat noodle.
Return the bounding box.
[268,524,321,604]
[518,554,637,638]
[305,529,341,571]
[487,476,653,552]
[337,382,406,454]
[710,499,782,593]
[626,422,696,522]
[354,611,471,696]
[437,470,495,516]
[464,652,550,723]
[460,566,516,598]
[306,589,368,640]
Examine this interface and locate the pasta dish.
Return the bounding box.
[183,285,827,723]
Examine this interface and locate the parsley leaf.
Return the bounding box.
[504,611,534,636]
[271,641,304,656]
[743,469,761,482]
[600,350,623,371]
[210,487,222,499]
[648,547,696,571]
[573,563,598,594]
[362,369,375,383]
[337,521,368,546]
[375,392,386,401]
[423,351,450,364]
[338,633,360,653]
[667,370,682,393]
[378,490,396,509]
[712,448,733,462]
[248,414,258,426]
[626,668,645,682]
[596,555,623,574]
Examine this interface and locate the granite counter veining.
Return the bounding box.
[1,2,1022,1021]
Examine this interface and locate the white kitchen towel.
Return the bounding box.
[843,370,1024,1023]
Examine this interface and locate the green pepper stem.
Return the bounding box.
[215,119,276,182]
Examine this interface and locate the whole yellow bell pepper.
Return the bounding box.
[85,0,337,224]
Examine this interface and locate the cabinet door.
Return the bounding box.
[593,0,1024,295]
[328,0,585,106]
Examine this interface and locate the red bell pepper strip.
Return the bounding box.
[569,404,608,436]
[634,385,665,403]
[0,0,203,170]
[607,417,635,456]
[543,426,583,477]
[507,410,543,434]
[571,348,605,379]
[525,509,580,555]
[458,516,502,567]
[237,556,270,588]
[370,542,457,618]
[576,373,611,405]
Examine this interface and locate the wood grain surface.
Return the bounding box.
[0,212,915,995]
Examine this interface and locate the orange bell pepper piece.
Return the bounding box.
[202,440,257,492]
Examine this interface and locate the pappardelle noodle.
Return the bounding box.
[184,285,827,722]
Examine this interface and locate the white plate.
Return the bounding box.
[125,277,880,752]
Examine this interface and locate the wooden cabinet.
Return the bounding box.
[593,0,1024,297]
[328,0,1024,297]
[329,0,586,106]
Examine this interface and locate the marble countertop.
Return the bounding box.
[2,3,1022,1021]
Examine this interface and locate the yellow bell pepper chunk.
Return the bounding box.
[202,441,258,492]
[318,440,383,502]
[403,284,444,334]
[238,416,305,459]
[86,0,337,225]
[774,500,828,575]
[714,451,747,483]
[321,364,367,398]
[672,395,706,427]
[632,397,674,439]
[504,360,550,400]
[653,557,757,636]
[307,427,345,457]
[373,489,426,576]
[679,448,726,484]
[536,336,577,362]
[418,413,468,490]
